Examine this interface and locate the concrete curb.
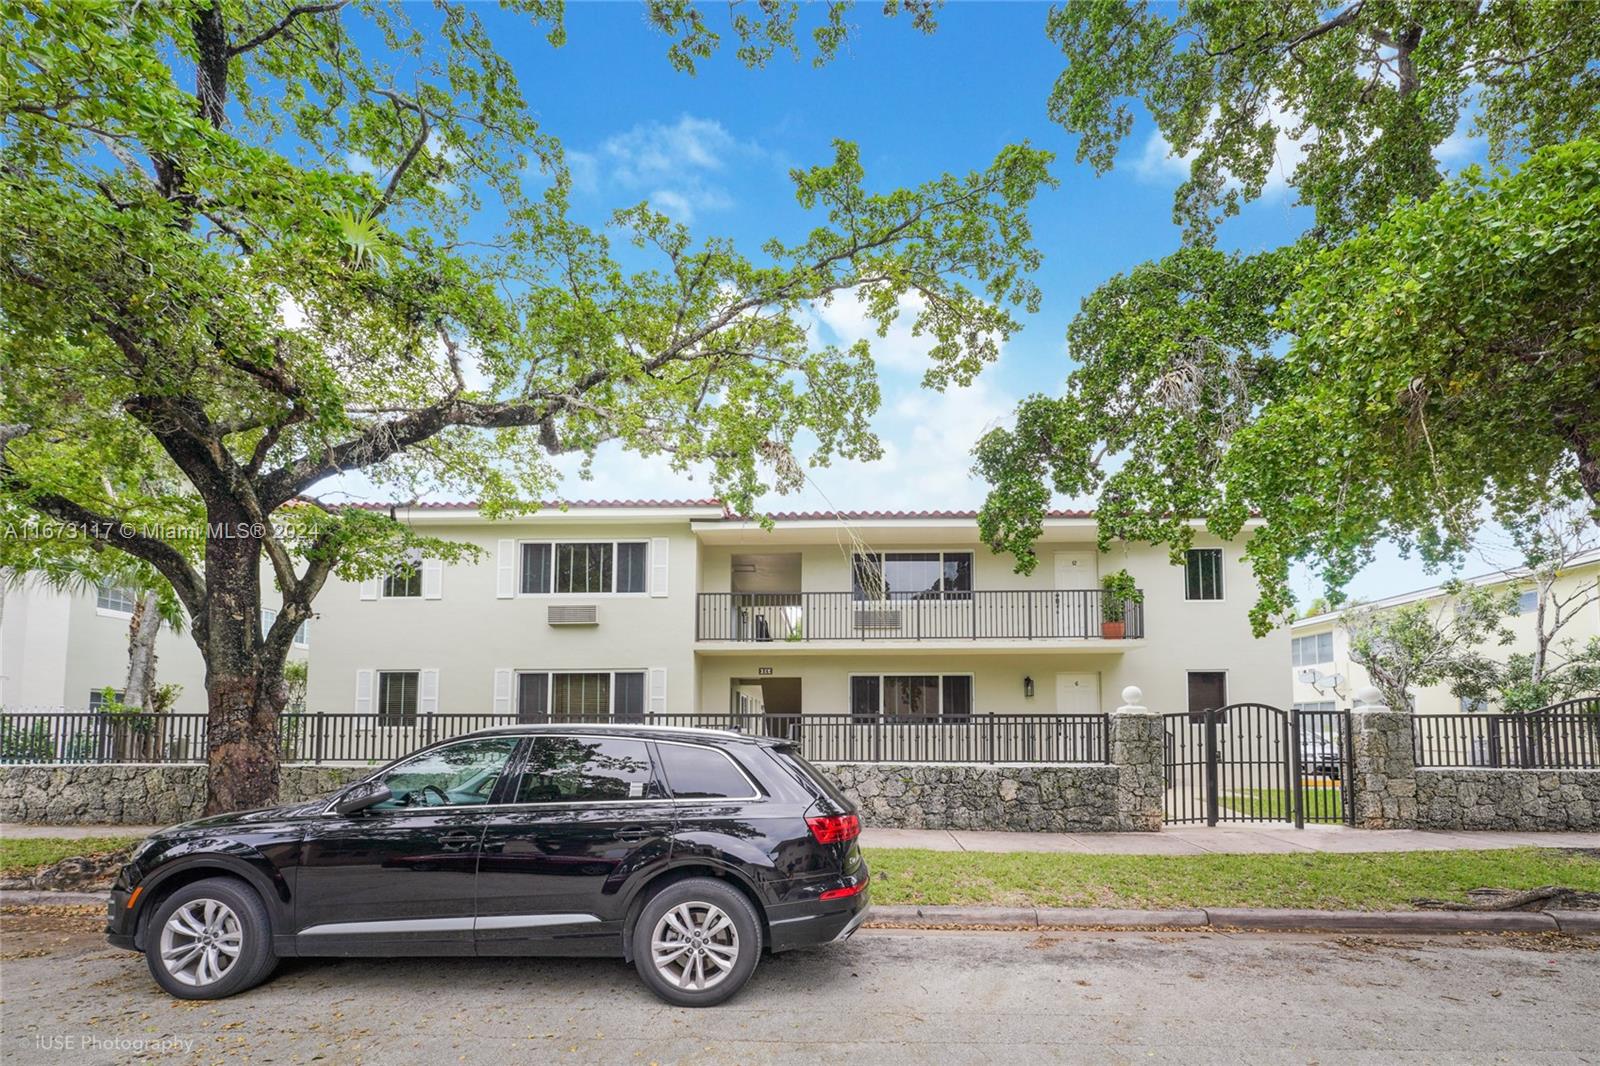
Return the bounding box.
[868,903,1597,935]
[2,889,107,907]
[4,891,1594,936]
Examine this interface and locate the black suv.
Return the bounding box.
[106,726,870,1006]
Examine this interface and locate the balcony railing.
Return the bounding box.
[0,709,1110,766]
[695,590,1145,642]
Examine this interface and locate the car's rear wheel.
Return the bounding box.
[632,878,761,1007]
[144,877,277,999]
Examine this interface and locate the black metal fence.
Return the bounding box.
[1163,703,1353,827]
[696,590,1146,642]
[0,709,1111,766]
[1414,698,1600,769]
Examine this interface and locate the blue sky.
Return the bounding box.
[377,4,1518,604]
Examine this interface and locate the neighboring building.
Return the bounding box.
[1289,551,1600,714]
[304,501,1289,724]
[0,575,309,714]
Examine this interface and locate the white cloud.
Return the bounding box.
[810,290,936,374]
[564,114,758,222]
[1133,100,1310,197]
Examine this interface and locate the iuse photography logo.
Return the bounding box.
[31,1033,194,1055]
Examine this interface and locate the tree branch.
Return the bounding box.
[229,0,350,56]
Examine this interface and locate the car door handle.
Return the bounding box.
[612,826,652,843]
[438,830,479,851]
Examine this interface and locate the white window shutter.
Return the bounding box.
[422,557,443,600]
[359,578,379,601]
[419,669,440,715]
[354,669,374,714]
[496,539,515,599]
[650,538,670,598]
[493,668,513,715]
[648,668,668,715]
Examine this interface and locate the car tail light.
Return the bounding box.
[820,875,869,901]
[806,813,860,845]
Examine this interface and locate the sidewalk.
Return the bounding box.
[6,822,1599,855]
[864,824,1600,856]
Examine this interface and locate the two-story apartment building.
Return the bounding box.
[304,501,1289,725]
[0,576,309,714]
[1289,551,1600,714]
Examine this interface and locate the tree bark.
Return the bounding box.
[200,519,286,814]
[123,591,161,711]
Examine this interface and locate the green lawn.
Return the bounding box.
[1217,787,1343,820]
[0,835,144,877]
[862,847,1600,911]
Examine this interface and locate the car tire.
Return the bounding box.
[144,876,277,999]
[631,878,761,1007]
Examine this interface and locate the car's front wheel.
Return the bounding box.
[144,876,277,999]
[632,878,761,1007]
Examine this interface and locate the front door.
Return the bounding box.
[475,734,675,955]
[295,735,521,955]
[1053,551,1098,636]
[1055,672,1100,716]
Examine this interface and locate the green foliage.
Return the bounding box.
[646,0,939,73]
[0,719,54,763]
[1099,568,1142,622]
[0,0,1053,804]
[980,140,1600,634]
[1342,580,1516,711]
[1046,0,1600,241]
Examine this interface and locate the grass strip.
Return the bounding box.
[862,846,1600,911]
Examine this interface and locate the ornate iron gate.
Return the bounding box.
[1163,703,1353,827]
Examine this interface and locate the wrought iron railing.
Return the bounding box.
[0,709,1110,766]
[695,590,1145,642]
[1414,698,1600,769]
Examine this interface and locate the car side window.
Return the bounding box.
[514,736,658,804]
[656,743,757,800]
[369,737,519,810]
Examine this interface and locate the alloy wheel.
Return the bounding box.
[650,901,740,991]
[158,898,243,987]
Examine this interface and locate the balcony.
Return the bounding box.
[695,590,1145,644]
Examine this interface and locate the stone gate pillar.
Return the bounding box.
[1349,687,1418,829]
[1110,686,1164,832]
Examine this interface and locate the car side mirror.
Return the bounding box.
[334,780,392,816]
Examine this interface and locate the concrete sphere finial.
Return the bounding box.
[1353,686,1384,708]
[1120,685,1144,706]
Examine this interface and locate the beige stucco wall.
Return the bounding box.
[696,530,1289,717]
[304,518,702,717]
[1290,560,1600,713]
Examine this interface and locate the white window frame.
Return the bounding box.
[1516,588,1538,614]
[850,549,974,601]
[1291,631,1334,667]
[375,669,422,727]
[846,672,975,719]
[95,583,137,617]
[516,540,651,597]
[88,688,127,710]
[380,554,424,599]
[513,669,650,721]
[1183,548,1225,602]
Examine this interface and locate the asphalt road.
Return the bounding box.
[3,906,1598,1064]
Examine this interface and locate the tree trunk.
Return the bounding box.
[123,591,161,711]
[200,522,286,814]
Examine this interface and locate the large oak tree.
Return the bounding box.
[1,0,1052,811]
[976,1,1600,633]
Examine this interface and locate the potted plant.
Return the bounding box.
[1100,570,1143,639]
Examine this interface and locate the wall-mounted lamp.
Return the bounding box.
[1023,676,1035,699]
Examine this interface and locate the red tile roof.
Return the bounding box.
[737,508,1094,521]
[341,498,725,511]
[320,500,1097,521]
